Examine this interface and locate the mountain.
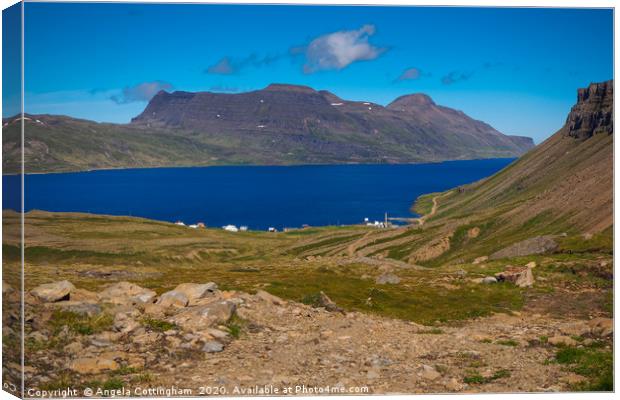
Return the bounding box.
[132,83,533,160]
[428,80,613,235]
[303,80,613,267]
[2,84,533,173]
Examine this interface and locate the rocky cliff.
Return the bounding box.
[565,80,613,139]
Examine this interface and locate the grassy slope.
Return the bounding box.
[3,114,527,174]
[2,209,612,328]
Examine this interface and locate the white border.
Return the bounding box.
[0,1,616,400]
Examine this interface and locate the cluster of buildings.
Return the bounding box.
[175,221,205,229]
[222,224,249,232]
[364,214,391,229]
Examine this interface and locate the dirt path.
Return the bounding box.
[413,191,452,226]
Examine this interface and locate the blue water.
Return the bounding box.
[3,159,514,230]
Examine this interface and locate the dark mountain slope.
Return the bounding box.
[3,84,534,173]
[132,84,533,162]
[428,80,613,235]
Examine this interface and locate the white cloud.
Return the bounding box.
[301,25,386,73]
[206,57,235,75]
[111,81,173,104]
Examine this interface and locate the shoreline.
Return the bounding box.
[1,156,518,177]
[3,208,415,234]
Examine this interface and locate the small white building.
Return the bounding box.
[175,221,186,226]
[268,227,277,232]
[188,224,199,229]
[239,226,248,231]
[223,225,239,232]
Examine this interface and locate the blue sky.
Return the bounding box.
[12,3,614,143]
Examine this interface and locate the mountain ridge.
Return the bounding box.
[3,84,534,173]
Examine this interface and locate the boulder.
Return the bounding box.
[31,281,75,302]
[467,227,481,238]
[113,313,140,334]
[472,256,488,265]
[99,282,157,305]
[170,300,236,332]
[70,288,100,303]
[156,290,189,308]
[490,236,558,260]
[2,281,13,294]
[482,276,498,284]
[69,357,119,374]
[173,282,218,305]
[255,290,286,306]
[559,322,590,337]
[588,318,613,337]
[548,336,578,347]
[202,340,224,353]
[53,301,102,317]
[205,328,230,339]
[142,303,167,318]
[316,291,344,313]
[495,266,534,287]
[376,273,401,285]
[419,364,441,381]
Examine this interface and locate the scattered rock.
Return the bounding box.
[548,336,578,347]
[366,368,380,379]
[482,276,498,284]
[561,373,587,385]
[558,322,590,337]
[27,331,48,342]
[53,301,102,317]
[2,281,13,294]
[490,236,558,260]
[205,328,230,339]
[588,318,613,337]
[467,227,481,238]
[69,357,119,374]
[454,269,467,278]
[419,365,441,381]
[376,273,401,285]
[445,377,463,391]
[495,266,535,287]
[472,256,488,265]
[114,313,140,334]
[157,290,190,308]
[70,288,100,303]
[255,290,286,306]
[315,291,344,313]
[132,332,161,346]
[63,341,83,355]
[99,282,157,305]
[170,301,236,332]
[173,282,218,305]
[202,341,224,353]
[525,261,537,269]
[142,303,167,318]
[31,280,75,302]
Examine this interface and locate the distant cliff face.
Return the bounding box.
[566,80,613,139]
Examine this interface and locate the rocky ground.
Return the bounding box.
[2,278,613,396]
